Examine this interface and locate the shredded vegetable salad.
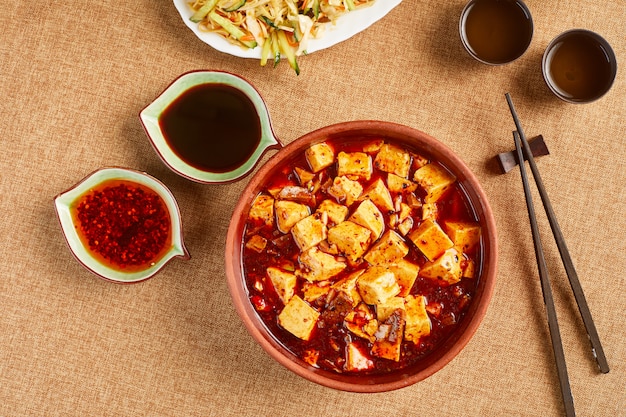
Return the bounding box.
[188,0,376,74]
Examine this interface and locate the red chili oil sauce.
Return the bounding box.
[242,137,482,375]
[158,83,261,173]
[72,179,172,271]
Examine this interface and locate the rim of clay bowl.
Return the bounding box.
[225,120,498,392]
[54,167,190,284]
[139,70,281,184]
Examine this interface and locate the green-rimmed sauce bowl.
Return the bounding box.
[139,70,281,184]
[54,167,190,283]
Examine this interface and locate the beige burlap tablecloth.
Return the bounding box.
[1,1,624,416]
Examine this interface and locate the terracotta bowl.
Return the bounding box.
[225,120,498,392]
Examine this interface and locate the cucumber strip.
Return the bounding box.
[223,0,246,12]
[292,21,302,42]
[260,36,272,67]
[276,30,300,75]
[312,0,320,19]
[260,15,279,30]
[209,11,257,49]
[344,0,355,11]
[190,0,219,23]
[271,31,280,67]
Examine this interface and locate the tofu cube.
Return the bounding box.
[249,194,274,226]
[266,266,297,304]
[376,296,405,322]
[328,176,363,207]
[422,202,438,221]
[327,220,372,263]
[275,200,310,233]
[387,173,417,193]
[406,192,422,209]
[364,230,409,265]
[444,221,481,252]
[411,153,429,170]
[295,166,315,185]
[389,259,419,297]
[404,295,431,343]
[346,342,374,371]
[354,301,376,320]
[305,142,335,173]
[345,309,377,343]
[291,212,328,251]
[373,143,411,178]
[372,309,405,362]
[360,178,394,213]
[357,266,401,305]
[408,219,454,261]
[331,270,364,306]
[462,257,476,279]
[363,140,385,153]
[296,247,347,282]
[398,202,412,222]
[267,185,284,198]
[302,282,331,303]
[413,163,456,203]
[337,151,372,181]
[349,199,385,239]
[397,217,414,236]
[419,248,463,284]
[245,234,267,253]
[316,199,349,226]
[278,295,320,341]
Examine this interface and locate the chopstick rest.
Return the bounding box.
[495,134,550,174]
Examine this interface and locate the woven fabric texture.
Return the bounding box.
[1,1,624,416]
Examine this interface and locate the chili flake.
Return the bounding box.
[73,180,171,270]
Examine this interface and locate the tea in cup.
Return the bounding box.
[459,0,533,65]
[542,29,617,103]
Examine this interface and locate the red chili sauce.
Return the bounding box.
[73,180,172,271]
[242,137,482,375]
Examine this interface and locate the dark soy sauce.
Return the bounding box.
[461,0,533,64]
[545,33,614,102]
[159,83,261,173]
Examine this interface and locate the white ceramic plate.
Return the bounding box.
[173,0,403,59]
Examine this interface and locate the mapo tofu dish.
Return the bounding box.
[242,137,482,374]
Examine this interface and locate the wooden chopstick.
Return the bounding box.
[505,93,610,375]
[512,130,576,417]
